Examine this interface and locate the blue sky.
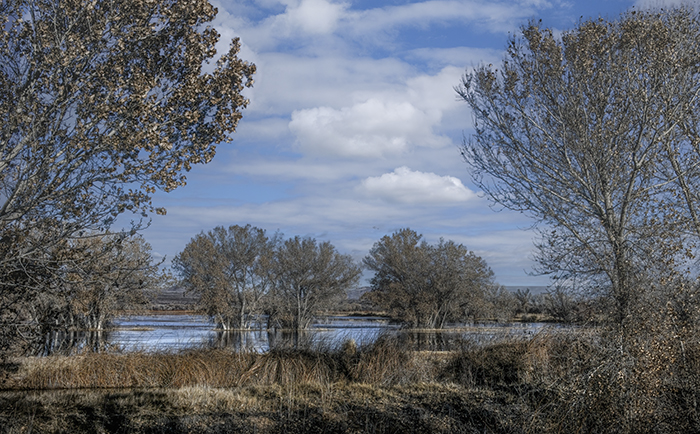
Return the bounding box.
[141,0,686,286]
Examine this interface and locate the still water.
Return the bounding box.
[36,314,551,355]
[111,314,396,352]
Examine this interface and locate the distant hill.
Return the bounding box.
[151,286,199,310]
[505,286,549,295]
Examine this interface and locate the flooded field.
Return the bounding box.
[111,314,396,352]
[35,314,553,355]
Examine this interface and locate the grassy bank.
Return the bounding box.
[2,330,699,433]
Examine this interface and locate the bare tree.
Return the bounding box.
[364,228,496,328]
[62,233,164,331]
[0,231,163,355]
[173,225,278,330]
[272,236,361,331]
[457,9,700,332]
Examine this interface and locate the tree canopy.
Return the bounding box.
[0,0,255,239]
[174,228,361,331]
[273,236,361,331]
[364,228,495,328]
[173,225,278,330]
[458,8,700,330]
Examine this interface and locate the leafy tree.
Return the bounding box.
[272,236,361,331]
[0,0,255,234]
[364,228,496,328]
[0,0,254,355]
[457,9,700,332]
[173,225,278,330]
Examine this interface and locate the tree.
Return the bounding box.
[0,0,254,355]
[62,233,164,331]
[0,0,255,236]
[173,225,277,330]
[272,236,361,331]
[363,228,496,328]
[0,231,163,355]
[457,9,700,331]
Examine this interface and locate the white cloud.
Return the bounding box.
[359,166,475,204]
[247,53,412,115]
[287,66,464,159]
[250,0,349,43]
[285,0,348,34]
[289,99,450,158]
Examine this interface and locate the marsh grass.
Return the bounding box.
[3,330,700,433]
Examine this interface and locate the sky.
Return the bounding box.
[140,0,689,287]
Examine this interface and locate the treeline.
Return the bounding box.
[173,225,361,331]
[172,225,504,331]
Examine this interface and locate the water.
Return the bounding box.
[110,314,398,352]
[35,314,553,355]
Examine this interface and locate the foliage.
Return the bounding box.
[458,8,700,331]
[0,0,254,357]
[60,233,164,330]
[0,0,255,233]
[173,225,278,330]
[271,236,362,330]
[364,228,496,328]
[174,228,361,330]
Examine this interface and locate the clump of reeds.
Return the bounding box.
[15,349,257,389]
[347,334,429,385]
[444,339,528,388]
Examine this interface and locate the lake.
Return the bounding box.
[35,314,552,355]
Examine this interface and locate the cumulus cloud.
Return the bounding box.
[247,53,412,116]
[289,99,450,158]
[255,0,349,39]
[359,166,476,204]
[288,65,463,159]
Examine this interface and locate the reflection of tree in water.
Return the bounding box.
[209,329,318,351]
[210,330,268,351]
[267,330,316,350]
[34,329,113,356]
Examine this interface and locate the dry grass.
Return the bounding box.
[3,329,700,433]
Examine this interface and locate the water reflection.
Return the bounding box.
[32,314,553,355]
[209,330,268,352]
[35,329,114,356]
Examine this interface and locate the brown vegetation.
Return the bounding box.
[2,329,699,433]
